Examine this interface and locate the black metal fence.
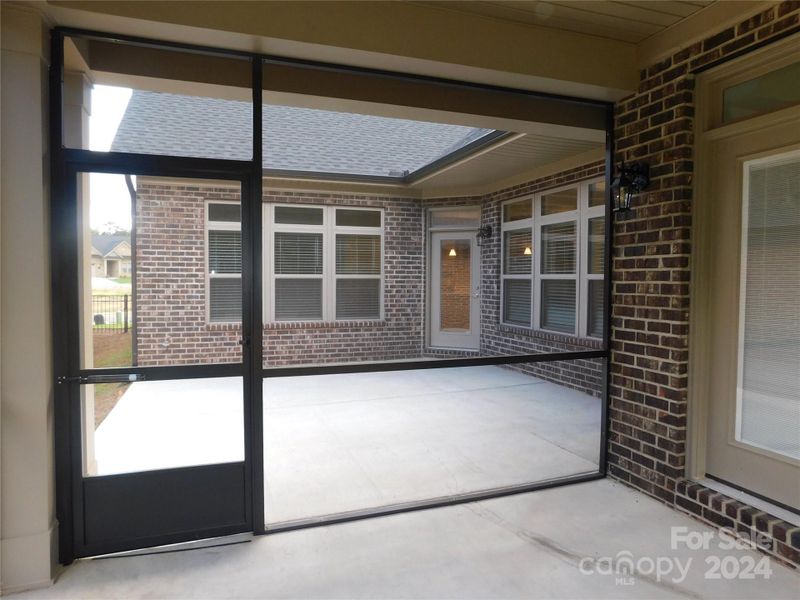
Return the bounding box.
[92,295,131,334]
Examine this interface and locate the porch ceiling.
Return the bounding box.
[414,1,716,44]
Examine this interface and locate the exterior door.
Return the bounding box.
[430,231,480,349]
[55,168,254,558]
[702,112,800,511]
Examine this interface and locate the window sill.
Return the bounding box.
[265,319,386,330]
[206,322,242,331]
[497,323,603,349]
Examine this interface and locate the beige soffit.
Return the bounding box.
[45,0,637,100]
[255,143,605,200]
[414,1,714,44]
[411,133,602,189]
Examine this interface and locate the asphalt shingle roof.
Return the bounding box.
[92,233,130,256]
[111,91,494,177]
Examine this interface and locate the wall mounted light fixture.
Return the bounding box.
[611,162,650,213]
[448,248,457,257]
[476,225,493,246]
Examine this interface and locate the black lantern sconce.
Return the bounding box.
[611,162,650,213]
[476,225,493,246]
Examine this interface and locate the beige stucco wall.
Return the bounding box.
[0,3,58,594]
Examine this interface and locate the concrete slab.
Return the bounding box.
[263,366,601,523]
[19,480,799,599]
[92,367,602,524]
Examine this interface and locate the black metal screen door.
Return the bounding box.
[53,166,255,558]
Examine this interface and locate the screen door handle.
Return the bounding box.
[57,373,146,385]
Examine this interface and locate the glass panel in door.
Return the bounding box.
[440,239,471,332]
[703,124,800,512]
[70,170,250,556]
[431,233,479,349]
[736,152,800,460]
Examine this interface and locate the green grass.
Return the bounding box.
[93,331,133,426]
[112,277,132,284]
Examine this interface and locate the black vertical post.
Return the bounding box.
[49,29,78,566]
[123,294,129,333]
[249,56,265,533]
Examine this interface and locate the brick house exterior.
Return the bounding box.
[134,163,607,395]
[608,1,800,568]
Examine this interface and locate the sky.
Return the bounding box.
[89,85,133,232]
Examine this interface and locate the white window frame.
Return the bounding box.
[205,200,242,324]
[499,197,533,327]
[581,183,606,339]
[263,204,385,323]
[500,177,605,338]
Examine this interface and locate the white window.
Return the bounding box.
[500,198,533,327]
[206,201,242,323]
[500,178,605,338]
[265,205,383,322]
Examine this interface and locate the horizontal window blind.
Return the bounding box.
[208,230,242,274]
[503,279,531,326]
[336,234,381,274]
[541,280,576,333]
[504,229,532,275]
[588,280,604,338]
[209,278,241,322]
[588,217,605,275]
[275,232,323,274]
[336,279,380,319]
[542,222,576,274]
[738,154,800,459]
[275,279,323,321]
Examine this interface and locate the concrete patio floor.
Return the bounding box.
[93,366,601,524]
[18,479,800,599]
[264,366,601,523]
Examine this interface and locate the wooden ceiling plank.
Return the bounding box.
[483,0,658,41]
[444,1,648,42]
[509,1,664,37]
[556,1,680,27]
[617,1,704,18]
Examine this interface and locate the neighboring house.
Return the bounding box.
[91,233,132,278]
[111,92,605,395]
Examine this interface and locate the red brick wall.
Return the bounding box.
[261,189,425,367]
[135,182,242,365]
[134,182,426,367]
[609,1,800,567]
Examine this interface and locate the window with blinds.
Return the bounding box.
[207,202,241,323]
[501,198,533,327]
[499,178,606,337]
[541,280,576,333]
[737,152,800,460]
[335,234,381,319]
[268,205,383,322]
[541,222,576,274]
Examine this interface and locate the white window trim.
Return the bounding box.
[205,200,242,325]
[500,177,605,338]
[263,204,385,323]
